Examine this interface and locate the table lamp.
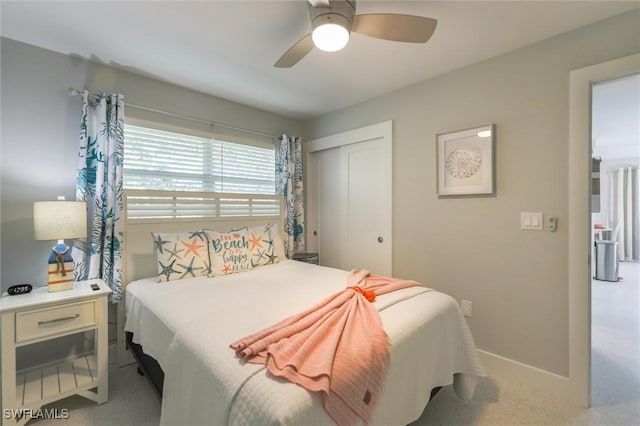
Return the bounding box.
[33,198,87,292]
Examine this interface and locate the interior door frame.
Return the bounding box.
[306,120,393,274]
[568,53,640,407]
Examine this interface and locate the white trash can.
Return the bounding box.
[594,240,619,282]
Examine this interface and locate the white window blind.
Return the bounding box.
[124,190,282,220]
[123,124,275,194]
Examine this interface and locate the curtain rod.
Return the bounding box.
[67,88,276,140]
[605,167,640,172]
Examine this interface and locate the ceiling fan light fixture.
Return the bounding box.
[275,0,436,68]
[312,22,350,52]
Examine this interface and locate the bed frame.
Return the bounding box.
[116,189,286,367]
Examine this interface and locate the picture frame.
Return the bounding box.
[436,123,495,196]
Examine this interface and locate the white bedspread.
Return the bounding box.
[125,261,485,425]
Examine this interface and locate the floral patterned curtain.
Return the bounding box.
[276,134,305,256]
[74,90,125,301]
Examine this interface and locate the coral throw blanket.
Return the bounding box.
[230,270,422,426]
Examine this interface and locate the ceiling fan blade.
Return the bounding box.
[308,0,330,7]
[352,14,437,43]
[274,33,314,68]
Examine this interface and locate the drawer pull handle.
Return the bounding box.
[38,314,80,326]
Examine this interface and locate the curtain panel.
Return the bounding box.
[75,90,125,301]
[609,167,639,262]
[276,134,305,256]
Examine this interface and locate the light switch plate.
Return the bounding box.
[521,212,543,230]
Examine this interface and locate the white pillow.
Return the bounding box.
[152,231,210,282]
[204,228,253,276]
[245,223,286,267]
[268,223,287,261]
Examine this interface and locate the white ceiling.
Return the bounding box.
[1,0,638,122]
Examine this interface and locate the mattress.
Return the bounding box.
[125,260,485,425]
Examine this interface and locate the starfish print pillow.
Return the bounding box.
[245,224,286,267]
[151,231,210,282]
[204,228,253,276]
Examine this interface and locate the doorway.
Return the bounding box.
[568,53,640,407]
[590,74,640,410]
[306,121,392,276]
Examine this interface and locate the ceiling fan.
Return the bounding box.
[275,0,437,68]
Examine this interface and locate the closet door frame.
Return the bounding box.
[306,120,393,275]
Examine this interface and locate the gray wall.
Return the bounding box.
[0,38,303,355]
[1,9,638,383]
[0,37,303,293]
[304,10,639,377]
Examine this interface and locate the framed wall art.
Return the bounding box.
[436,123,495,196]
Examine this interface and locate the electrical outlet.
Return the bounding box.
[461,300,472,317]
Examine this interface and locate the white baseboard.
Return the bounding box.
[478,350,572,401]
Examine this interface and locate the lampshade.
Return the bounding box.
[33,201,87,241]
[312,23,350,52]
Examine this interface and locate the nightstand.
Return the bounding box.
[1,280,111,425]
[291,252,319,265]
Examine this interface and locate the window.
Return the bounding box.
[123,124,275,194]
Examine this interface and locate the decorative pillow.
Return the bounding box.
[268,223,287,261]
[152,231,210,282]
[245,223,287,267]
[204,228,253,276]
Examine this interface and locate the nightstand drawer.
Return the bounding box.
[15,300,96,343]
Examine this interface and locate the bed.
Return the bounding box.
[119,189,485,426]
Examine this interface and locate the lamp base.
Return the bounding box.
[49,283,74,292]
[48,261,74,291]
[47,245,74,292]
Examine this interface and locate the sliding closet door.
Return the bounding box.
[312,147,344,270]
[307,122,392,276]
[341,139,391,275]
